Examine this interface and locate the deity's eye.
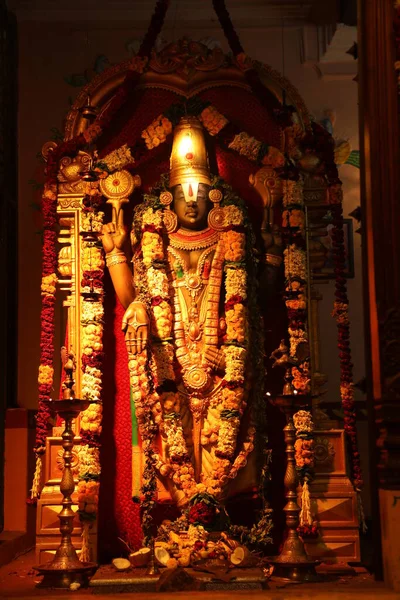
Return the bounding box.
[173,185,185,201]
[197,184,209,201]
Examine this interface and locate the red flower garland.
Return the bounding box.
[329,199,363,490]
[35,191,58,455]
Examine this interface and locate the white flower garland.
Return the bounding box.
[77,207,105,562]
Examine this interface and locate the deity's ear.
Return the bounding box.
[249,173,255,185]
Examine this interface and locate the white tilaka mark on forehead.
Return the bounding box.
[181,181,200,203]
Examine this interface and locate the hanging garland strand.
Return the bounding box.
[329,199,363,492]
[212,0,281,114]
[318,122,365,528]
[77,197,105,562]
[30,181,59,501]
[92,0,170,133]
[138,0,171,58]
[212,0,244,55]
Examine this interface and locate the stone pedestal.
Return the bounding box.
[299,429,360,564]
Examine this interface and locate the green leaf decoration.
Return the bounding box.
[345,150,360,169]
[220,409,240,420]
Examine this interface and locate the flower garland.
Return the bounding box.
[216,204,248,463]
[125,178,266,544]
[293,410,317,538]
[282,177,311,394]
[76,195,105,562]
[141,205,191,477]
[328,197,364,496]
[128,197,191,537]
[93,96,287,180]
[131,198,247,502]
[31,181,59,501]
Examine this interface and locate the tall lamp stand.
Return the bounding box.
[269,394,319,582]
[33,398,97,588]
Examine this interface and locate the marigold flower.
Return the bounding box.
[41,273,58,296]
[38,364,54,385]
[223,230,245,262]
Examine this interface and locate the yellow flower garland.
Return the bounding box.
[199,105,228,136]
[142,115,173,150]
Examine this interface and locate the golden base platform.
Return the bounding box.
[89,565,268,593]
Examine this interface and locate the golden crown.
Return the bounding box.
[169,116,211,188]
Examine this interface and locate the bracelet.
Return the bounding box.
[106,252,128,268]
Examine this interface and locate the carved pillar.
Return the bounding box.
[358,0,400,586]
[35,149,92,563]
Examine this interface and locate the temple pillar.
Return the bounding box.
[358,0,400,588]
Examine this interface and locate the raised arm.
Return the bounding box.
[101,201,149,354]
[101,201,135,309]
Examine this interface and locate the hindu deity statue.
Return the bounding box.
[101,116,280,514]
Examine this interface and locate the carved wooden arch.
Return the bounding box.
[64,39,311,141]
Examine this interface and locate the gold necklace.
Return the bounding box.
[171,238,224,394]
[169,227,219,251]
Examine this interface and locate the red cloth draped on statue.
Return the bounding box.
[97,84,287,560]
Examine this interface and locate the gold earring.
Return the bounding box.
[207,188,225,231]
[163,209,178,233]
[160,191,177,233]
[160,191,173,206]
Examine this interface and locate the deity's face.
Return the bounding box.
[172,182,212,231]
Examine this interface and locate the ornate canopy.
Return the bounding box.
[64,38,310,141]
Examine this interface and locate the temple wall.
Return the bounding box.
[15,17,368,512]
